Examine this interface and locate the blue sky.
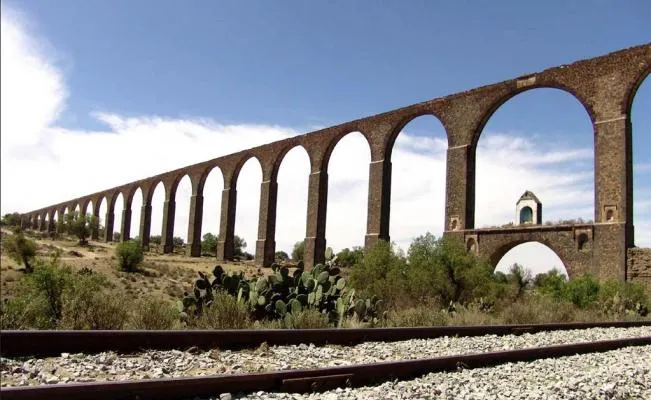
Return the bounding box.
[1,0,649,275]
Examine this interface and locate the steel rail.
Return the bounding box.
[1,320,650,357]
[1,336,649,400]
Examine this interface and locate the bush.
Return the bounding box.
[201,233,218,255]
[59,279,128,330]
[561,273,601,308]
[60,212,99,245]
[187,291,251,329]
[116,240,144,272]
[336,247,364,268]
[3,228,37,273]
[173,236,184,248]
[385,306,447,327]
[0,257,128,330]
[291,241,305,261]
[275,251,289,262]
[349,240,408,307]
[149,235,162,245]
[1,212,22,227]
[1,295,54,329]
[501,295,577,324]
[280,308,330,329]
[129,297,179,329]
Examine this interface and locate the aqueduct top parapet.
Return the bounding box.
[21,43,651,282]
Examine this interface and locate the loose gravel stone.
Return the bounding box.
[227,345,651,400]
[0,326,648,388]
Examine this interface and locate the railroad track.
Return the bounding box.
[1,321,649,399]
[1,336,649,400]
[1,320,649,357]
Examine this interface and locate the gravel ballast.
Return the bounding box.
[1,326,649,389]
[230,345,651,400]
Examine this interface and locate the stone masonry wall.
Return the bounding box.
[627,248,651,292]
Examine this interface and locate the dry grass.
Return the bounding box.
[0,229,263,306]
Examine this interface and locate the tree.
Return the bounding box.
[3,228,37,273]
[113,232,121,242]
[173,237,185,248]
[201,233,218,255]
[115,240,144,272]
[1,212,21,227]
[291,241,305,261]
[275,251,289,262]
[233,235,247,258]
[336,247,364,268]
[61,212,98,245]
[507,263,533,298]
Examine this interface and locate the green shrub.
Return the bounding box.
[0,295,54,329]
[116,240,144,272]
[3,228,37,273]
[187,291,251,329]
[349,240,408,307]
[385,306,448,327]
[281,308,330,329]
[336,247,364,268]
[201,233,218,255]
[291,240,305,261]
[0,257,127,329]
[129,297,178,329]
[561,273,600,308]
[501,295,576,324]
[60,212,99,245]
[597,280,648,316]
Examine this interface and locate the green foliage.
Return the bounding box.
[336,246,364,268]
[129,297,179,329]
[291,240,305,261]
[506,263,532,298]
[598,280,648,316]
[201,232,218,255]
[185,291,251,329]
[180,262,382,327]
[350,239,408,306]
[149,235,162,245]
[113,232,121,242]
[1,212,22,227]
[115,240,144,272]
[533,268,567,298]
[561,273,601,308]
[0,257,128,330]
[60,212,99,244]
[173,236,184,248]
[275,251,289,262]
[2,228,37,273]
[233,235,247,258]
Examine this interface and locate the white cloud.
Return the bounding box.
[1,5,649,277]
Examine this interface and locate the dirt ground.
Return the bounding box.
[0,229,271,304]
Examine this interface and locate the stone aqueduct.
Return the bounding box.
[21,44,651,284]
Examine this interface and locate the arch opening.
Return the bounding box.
[276,146,310,260]
[631,75,651,247]
[130,188,143,240]
[234,158,262,260]
[519,206,533,224]
[150,181,166,250]
[200,166,224,256]
[388,115,447,252]
[476,88,595,230]
[325,131,370,253]
[84,200,94,216]
[98,197,108,238]
[113,193,125,241]
[172,175,192,251]
[494,241,569,279]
